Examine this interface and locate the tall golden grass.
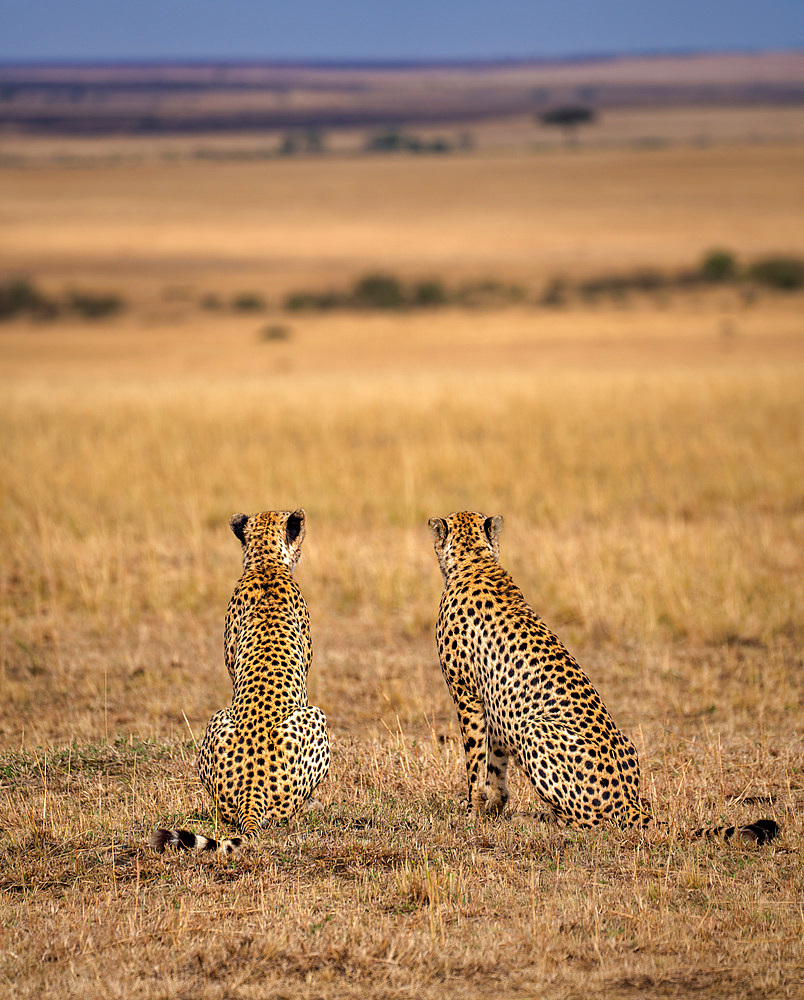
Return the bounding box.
[3,364,802,643]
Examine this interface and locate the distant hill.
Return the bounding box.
[1,49,803,135]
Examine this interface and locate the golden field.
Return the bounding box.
[1,137,803,999]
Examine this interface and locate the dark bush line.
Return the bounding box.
[0,278,124,322]
[66,290,124,319]
[285,273,525,313]
[747,255,804,291]
[364,129,472,154]
[574,251,802,303]
[282,250,804,314]
[3,249,800,325]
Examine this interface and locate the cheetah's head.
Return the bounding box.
[229,509,306,572]
[428,511,503,581]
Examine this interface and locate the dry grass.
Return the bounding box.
[3,143,804,300]
[1,140,803,998]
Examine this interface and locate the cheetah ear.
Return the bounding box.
[429,517,448,543]
[286,509,306,548]
[483,515,503,545]
[230,513,249,544]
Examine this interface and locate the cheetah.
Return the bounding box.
[429,511,778,845]
[150,509,330,856]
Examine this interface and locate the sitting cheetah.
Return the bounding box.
[429,511,778,845]
[150,509,330,856]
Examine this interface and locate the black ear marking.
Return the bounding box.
[229,513,249,543]
[484,515,503,544]
[286,509,305,547]
[429,517,448,543]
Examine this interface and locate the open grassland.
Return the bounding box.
[1,140,803,998]
[3,143,804,301]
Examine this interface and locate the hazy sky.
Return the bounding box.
[2,0,803,63]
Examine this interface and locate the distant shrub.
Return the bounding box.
[67,290,123,319]
[540,105,596,128]
[539,104,597,145]
[366,129,408,153]
[351,273,406,310]
[199,293,222,310]
[365,129,453,154]
[748,255,804,291]
[0,278,129,321]
[578,269,669,302]
[231,292,266,312]
[629,269,666,292]
[0,279,33,318]
[0,278,56,320]
[700,249,738,283]
[540,277,567,307]
[284,289,343,311]
[278,134,301,156]
[279,130,326,156]
[412,279,447,307]
[456,279,525,308]
[259,323,291,342]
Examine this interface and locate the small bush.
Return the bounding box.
[351,273,406,310]
[578,269,668,301]
[199,293,222,310]
[540,277,567,307]
[456,279,524,308]
[284,290,343,312]
[540,105,596,128]
[628,269,666,292]
[231,292,266,312]
[578,275,626,301]
[748,255,804,291]
[365,129,453,154]
[365,130,409,153]
[278,134,300,156]
[0,278,58,320]
[67,291,123,319]
[412,279,447,307]
[259,323,291,342]
[699,248,738,283]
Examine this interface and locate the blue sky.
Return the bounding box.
[2,0,803,63]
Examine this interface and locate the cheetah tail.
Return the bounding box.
[692,818,779,846]
[148,827,245,857]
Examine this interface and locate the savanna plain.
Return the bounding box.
[1,133,803,999]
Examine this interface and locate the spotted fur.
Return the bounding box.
[429,512,778,845]
[150,509,330,856]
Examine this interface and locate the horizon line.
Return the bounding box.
[1,44,803,72]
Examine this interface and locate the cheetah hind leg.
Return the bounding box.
[261,705,331,824]
[198,707,241,826]
[517,718,638,829]
[481,741,510,816]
